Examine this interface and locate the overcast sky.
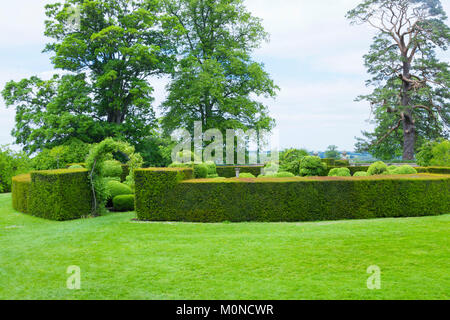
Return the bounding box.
[0,0,449,152]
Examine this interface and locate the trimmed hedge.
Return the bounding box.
[120,164,130,182]
[12,174,31,213]
[327,166,369,175]
[216,166,264,178]
[416,167,450,175]
[135,170,450,222]
[28,169,92,221]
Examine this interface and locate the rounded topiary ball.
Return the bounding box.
[328,168,351,177]
[353,171,368,177]
[367,161,388,175]
[107,180,133,200]
[101,160,123,178]
[194,163,208,179]
[113,194,135,212]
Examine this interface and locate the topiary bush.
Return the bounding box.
[101,160,123,178]
[28,169,92,221]
[367,161,388,175]
[353,171,368,177]
[392,165,418,175]
[113,194,135,212]
[194,163,208,179]
[299,156,327,177]
[328,168,351,177]
[262,172,296,178]
[205,161,217,176]
[239,173,256,178]
[106,180,133,201]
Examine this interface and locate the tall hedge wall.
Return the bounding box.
[216,166,264,178]
[12,174,31,213]
[416,167,450,174]
[27,169,92,221]
[135,171,450,223]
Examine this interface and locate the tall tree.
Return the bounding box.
[161,0,278,136]
[2,0,175,153]
[347,0,450,160]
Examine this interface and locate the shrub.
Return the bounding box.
[106,181,133,200]
[194,163,208,179]
[321,158,336,167]
[113,194,135,212]
[31,139,90,170]
[367,161,388,175]
[28,169,92,221]
[328,168,351,177]
[262,172,296,178]
[262,162,279,175]
[416,141,436,167]
[68,165,84,169]
[387,166,398,173]
[135,170,450,222]
[392,165,418,175]
[11,174,31,213]
[204,161,217,176]
[216,166,264,178]
[280,149,309,174]
[299,156,327,177]
[353,171,368,177]
[101,160,123,178]
[335,160,350,167]
[239,173,256,178]
[430,140,450,167]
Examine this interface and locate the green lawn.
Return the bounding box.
[0,193,448,300]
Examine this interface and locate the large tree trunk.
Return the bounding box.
[401,59,415,160]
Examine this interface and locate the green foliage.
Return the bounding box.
[106,181,133,200]
[353,171,368,177]
[31,139,91,170]
[26,169,92,221]
[321,158,336,167]
[279,148,309,175]
[430,140,450,166]
[2,0,176,152]
[0,146,32,193]
[11,174,31,213]
[347,0,450,159]
[68,165,84,169]
[215,166,263,178]
[204,161,217,176]
[263,162,280,175]
[113,194,135,212]
[328,168,351,177]
[335,160,350,167]
[392,165,418,175]
[161,0,277,136]
[325,145,340,159]
[135,169,450,222]
[367,161,388,176]
[299,156,327,177]
[239,173,256,178]
[261,172,296,178]
[86,138,143,215]
[193,163,208,179]
[416,140,437,166]
[101,160,123,178]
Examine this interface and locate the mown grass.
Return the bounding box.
[0,193,448,300]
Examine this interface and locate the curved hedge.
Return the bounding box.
[216,166,264,178]
[135,170,450,223]
[12,174,31,213]
[12,169,92,221]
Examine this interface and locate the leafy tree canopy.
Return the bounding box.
[2,0,176,153]
[347,0,450,160]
